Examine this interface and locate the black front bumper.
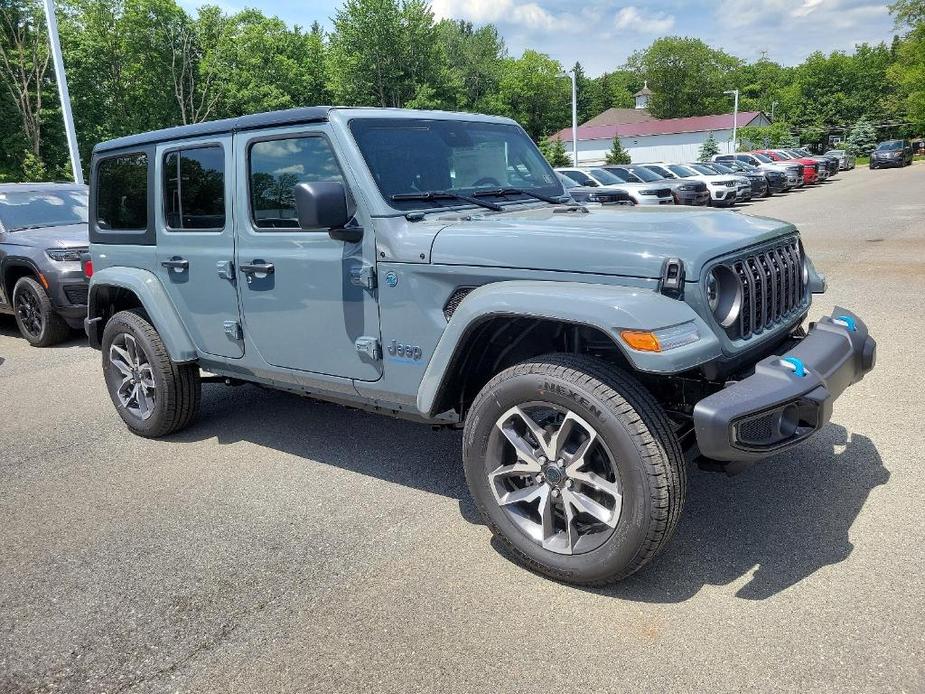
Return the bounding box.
[693,307,876,462]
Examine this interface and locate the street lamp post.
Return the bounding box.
[724,89,739,154]
[42,0,82,184]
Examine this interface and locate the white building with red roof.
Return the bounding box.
[552,101,771,165]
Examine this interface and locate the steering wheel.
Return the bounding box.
[472,177,502,188]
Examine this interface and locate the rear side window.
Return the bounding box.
[96,153,148,230]
[249,136,344,229]
[164,146,225,230]
[561,170,593,186]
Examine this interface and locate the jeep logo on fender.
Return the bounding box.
[387,339,422,360]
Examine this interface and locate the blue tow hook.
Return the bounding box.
[834,315,857,332]
[781,356,806,378]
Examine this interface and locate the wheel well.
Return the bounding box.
[431,317,632,418]
[3,263,39,300]
[89,284,145,330]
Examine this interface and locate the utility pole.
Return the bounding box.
[569,69,578,166]
[771,100,778,122]
[42,0,83,184]
[724,89,739,154]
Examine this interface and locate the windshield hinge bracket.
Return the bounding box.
[350,264,377,290]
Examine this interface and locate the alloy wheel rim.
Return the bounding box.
[14,288,43,337]
[487,402,622,555]
[109,333,156,420]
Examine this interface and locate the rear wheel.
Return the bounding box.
[12,276,70,347]
[101,309,201,437]
[463,354,686,586]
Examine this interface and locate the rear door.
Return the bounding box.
[232,125,381,381]
[155,136,243,358]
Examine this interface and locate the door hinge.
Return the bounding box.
[350,264,377,290]
[216,260,235,281]
[223,320,242,340]
[355,336,381,360]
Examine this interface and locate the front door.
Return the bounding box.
[233,126,381,381]
[155,136,243,358]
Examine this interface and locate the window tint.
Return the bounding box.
[249,136,344,229]
[561,170,593,186]
[164,146,225,230]
[96,153,148,230]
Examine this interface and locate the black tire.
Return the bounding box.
[12,276,71,347]
[463,354,686,586]
[101,309,201,438]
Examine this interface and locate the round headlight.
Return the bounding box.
[708,266,742,328]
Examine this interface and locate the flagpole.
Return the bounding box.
[42,0,83,184]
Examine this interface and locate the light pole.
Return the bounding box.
[771,100,778,122]
[560,69,578,165]
[724,89,739,154]
[42,0,82,184]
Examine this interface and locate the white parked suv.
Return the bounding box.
[555,167,674,206]
[638,163,738,207]
[686,162,751,201]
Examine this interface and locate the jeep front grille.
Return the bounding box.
[727,238,805,340]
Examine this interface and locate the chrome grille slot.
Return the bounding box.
[719,238,806,341]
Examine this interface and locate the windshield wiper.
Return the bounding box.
[7,222,81,232]
[390,191,502,212]
[472,187,568,205]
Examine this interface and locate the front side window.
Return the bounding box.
[350,118,561,210]
[0,189,88,232]
[249,136,344,229]
[97,153,148,230]
[164,146,225,230]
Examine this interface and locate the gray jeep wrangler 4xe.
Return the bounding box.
[85,107,876,586]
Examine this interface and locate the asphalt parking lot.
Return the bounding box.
[2,164,924,693]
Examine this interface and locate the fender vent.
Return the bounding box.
[443,287,476,320]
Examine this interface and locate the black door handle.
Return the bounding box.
[161,258,189,270]
[240,262,275,275]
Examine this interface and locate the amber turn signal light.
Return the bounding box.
[620,329,661,352]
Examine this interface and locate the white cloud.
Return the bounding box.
[430,0,558,30]
[614,6,676,34]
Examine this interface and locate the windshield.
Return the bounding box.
[824,150,844,156]
[877,141,903,150]
[624,165,662,182]
[556,173,579,189]
[599,167,643,184]
[0,189,88,231]
[584,168,623,185]
[349,118,561,210]
[752,153,773,163]
[686,164,717,176]
[774,151,794,159]
[640,164,675,179]
[668,164,698,178]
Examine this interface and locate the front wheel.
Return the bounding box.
[12,276,70,347]
[101,309,201,437]
[463,354,686,586]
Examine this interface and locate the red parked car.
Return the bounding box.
[754,150,819,184]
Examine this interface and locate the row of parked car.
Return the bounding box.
[555,147,855,209]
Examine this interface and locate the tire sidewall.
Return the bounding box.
[13,277,52,346]
[101,312,172,436]
[463,365,657,584]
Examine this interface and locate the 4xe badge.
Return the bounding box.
[387,339,422,361]
[384,271,399,287]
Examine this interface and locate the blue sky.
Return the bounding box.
[198,0,897,75]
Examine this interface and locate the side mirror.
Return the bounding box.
[294,181,350,231]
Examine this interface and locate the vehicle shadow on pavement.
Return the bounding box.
[0,315,87,350]
[177,385,887,602]
[172,383,482,523]
[591,423,889,602]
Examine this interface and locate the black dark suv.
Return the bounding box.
[870,140,914,169]
[0,183,90,346]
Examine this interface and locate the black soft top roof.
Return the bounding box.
[93,106,333,155]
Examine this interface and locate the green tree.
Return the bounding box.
[844,117,878,156]
[433,19,506,112]
[539,136,571,166]
[698,132,719,161]
[626,37,741,118]
[496,50,569,140]
[738,121,798,150]
[604,136,630,164]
